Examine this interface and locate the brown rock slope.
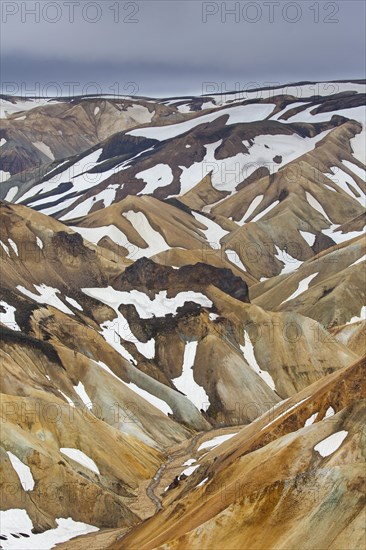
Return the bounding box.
[0,95,190,182]
[107,356,366,550]
[251,234,366,327]
[215,121,365,279]
[0,82,364,548]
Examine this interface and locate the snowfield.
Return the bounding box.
[17,284,74,315]
[136,164,174,194]
[82,287,213,319]
[128,103,276,141]
[0,509,98,549]
[173,341,210,410]
[122,211,171,258]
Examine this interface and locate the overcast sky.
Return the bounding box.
[1,0,365,98]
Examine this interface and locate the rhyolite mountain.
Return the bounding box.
[0,80,365,549]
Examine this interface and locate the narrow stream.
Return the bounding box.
[146,433,204,512]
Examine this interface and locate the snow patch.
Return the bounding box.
[314,430,348,457]
[196,477,209,487]
[349,254,366,267]
[0,241,10,255]
[59,391,75,407]
[251,200,279,222]
[135,338,156,359]
[240,331,276,391]
[123,210,171,258]
[182,458,196,466]
[36,236,44,249]
[60,448,99,474]
[198,433,238,451]
[179,140,222,194]
[33,142,55,160]
[177,104,191,113]
[4,187,18,202]
[136,164,174,195]
[17,284,74,315]
[0,510,98,549]
[181,464,199,477]
[299,230,316,246]
[70,224,136,254]
[209,313,219,321]
[97,361,121,382]
[237,195,264,225]
[275,246,303,274]
[261,397,310,431]
[305,192,331,221]
[0,301,21,331]
[283,272,319,303]
[65,296,83,310]
[304,412,318,427]
[326,165,366,206]
[192,212,228,244]
[82,287,212,319]
[173,341,210,410]
[225,249,247,271]
[7,452,35,491]
[350,131,366,164]
[74,382,92,410]
[8,239,18,255]
[0,170,11,182]
[126,382,173,415]
[128,103,274,141]
[322,224,365,244]
[347,305,366,324]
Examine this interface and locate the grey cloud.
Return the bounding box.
[1,0,365,97]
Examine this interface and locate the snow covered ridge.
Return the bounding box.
[81,287,213,362]
[82,287,213,319]
[0,98,62,118]
[5,79,364,217]
[200,81,366,105]
[0,81,364,115]
[17,284,83,315]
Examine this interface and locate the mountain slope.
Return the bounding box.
[0,80,365,549]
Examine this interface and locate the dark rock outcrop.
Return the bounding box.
[114,258,250,303]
